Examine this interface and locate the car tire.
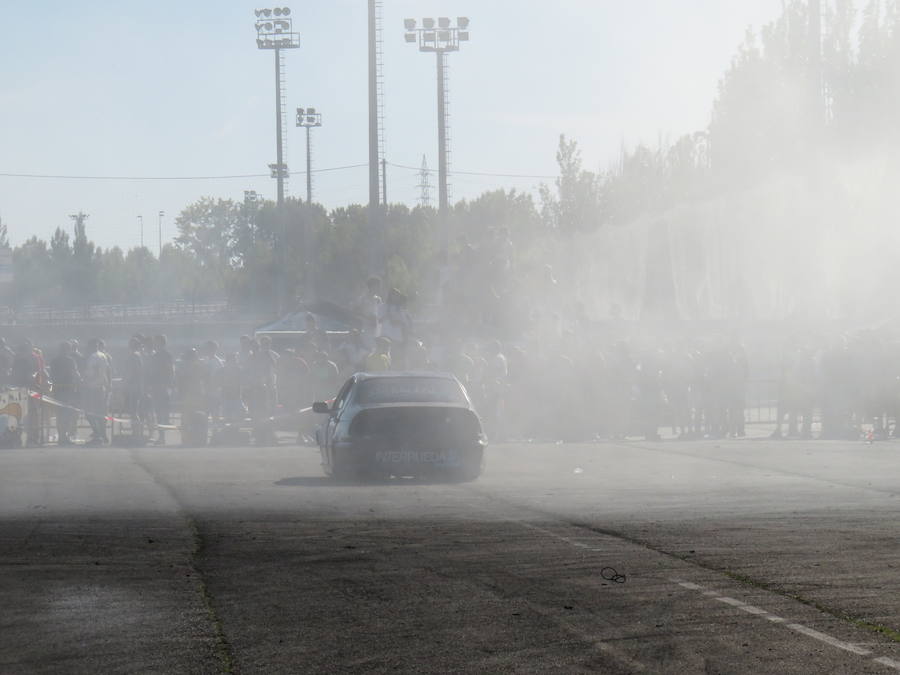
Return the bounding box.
[330,448,358,482]
[448,453,483,483]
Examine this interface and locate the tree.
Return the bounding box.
[12,237,53,307]
[175,197,243,299]
[71,213,97,305]
[539,135,601,233]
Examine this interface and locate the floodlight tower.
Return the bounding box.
[254,7,300,206]
[403,17,470,226]
[296,107,322,204]
[158,211,164,259]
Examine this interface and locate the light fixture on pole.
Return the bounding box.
[296,107,323,204]
[403,17,471,249]
[254,7,300,207]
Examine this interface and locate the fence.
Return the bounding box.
[0,301,231,326]
[744,378,779,425]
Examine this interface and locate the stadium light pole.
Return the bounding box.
[403,16,470,246]
[254,7,300,207]
[157,211,164,259]
[296,107,322,204]
[255,7,300,315]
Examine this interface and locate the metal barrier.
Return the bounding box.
[744,378,779,425]
[0,301,232,326]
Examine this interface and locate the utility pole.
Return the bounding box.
[381,157,387,206]
[403,17,470,249]
[254,7,299,205]
[296,107,322,204]
[436,50,448,214]
[368,0,381,209]
[157,211,164,259]
[275,51,285,204]
[809,0,823,125]
[255,7,300,314]
[68,212,89,229]
[367,0,387,276]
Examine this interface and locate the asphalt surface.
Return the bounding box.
[1,438,899,674]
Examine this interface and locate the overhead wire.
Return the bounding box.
[386,161,555,180]
[0,162,553,182]
[0,163,369,181]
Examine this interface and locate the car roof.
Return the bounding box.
[354,371,458,382]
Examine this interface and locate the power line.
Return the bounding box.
[0,160,551,185]
[0,163,368,182]
[387,161,554,180]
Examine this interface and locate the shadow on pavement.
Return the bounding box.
[274,476,456,488]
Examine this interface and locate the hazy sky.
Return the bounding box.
[0,0,782,250]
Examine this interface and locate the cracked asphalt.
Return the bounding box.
[1,439,899,673]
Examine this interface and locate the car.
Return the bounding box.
[312,371,487,482]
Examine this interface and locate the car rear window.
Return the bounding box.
[356,377,467,405]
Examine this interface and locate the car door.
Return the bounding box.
[324,377,355,467]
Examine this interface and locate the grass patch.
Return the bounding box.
[188,518,237,673]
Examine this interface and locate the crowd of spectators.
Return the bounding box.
[771,331,900,440]
[3,239,900,446]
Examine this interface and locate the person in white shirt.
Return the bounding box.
[83,338,111,445]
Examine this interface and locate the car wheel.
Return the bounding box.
[447,453,483,483]
[330,448,358,482]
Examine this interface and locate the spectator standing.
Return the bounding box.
[148,335,175,445]
[365,337,392,372]
[199,341,224,419]
[377,289,411,368]
[310,351,340,401]
[123,337,144,437]
[276,348,310,412]
[11,340,38,388]
[69,339,87,375]
[178,348,208,446]
[354,276,383,344]
[50,341,80,445]
[218,353,246,422]
[237,335,253,368]
[336,329,369,377]
[83,338,112,445]
[0,337,14,385]
[12,340,41,445]
[258,335,280,415]
[303,314,328,351]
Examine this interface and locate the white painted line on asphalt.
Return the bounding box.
[873,656,900,671]
[672,578,899,669]
[676,581,702,591]
[786,623,872,656]
[716,597,770,617]
[517,523,900,671]
[716,596,748,608]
